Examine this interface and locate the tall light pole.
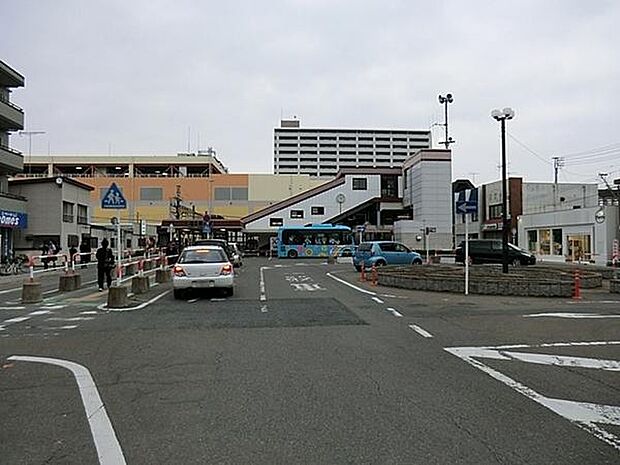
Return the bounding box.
[19,130,46,175]
[491,107,515,274]
[438,93,455,149]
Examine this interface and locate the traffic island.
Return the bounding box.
[155,268,171,283]
[21,280,42,304]
[107,286,128,308]
[375,265,591,297]
[131,276,149,294]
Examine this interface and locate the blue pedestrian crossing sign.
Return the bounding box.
[101,183,127,209]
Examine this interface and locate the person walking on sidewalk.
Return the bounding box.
[96,238,114,291]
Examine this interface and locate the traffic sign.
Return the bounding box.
[455,188,478,215]
[101,183,127,209]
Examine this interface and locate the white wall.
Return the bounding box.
[523,183,597,214]
[245,174,382,232]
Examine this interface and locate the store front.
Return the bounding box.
[0,209,28,260]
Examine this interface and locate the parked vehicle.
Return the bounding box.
[455,239,536,266]
[229,242,243,267]
[172,246,234,299]
[353,241,423,271]
[194,239,235,263]
[277,224,354,258]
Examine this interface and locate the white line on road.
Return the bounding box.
[260,304,268,313]
[326,273,376,296]
[42,304,66,310]
[80,310,98,315]
[7,355,127,465]
[28,310,51,316]
[98,290,171,312]
[187,298,199,303]
[408,324,433,338]
[43,324,79,330]
[386,307,403,318]
[46,316,95,322]
[525,312,620,319]
[0,287,22,295]
[0,306,25,310]
[2,315,30,324]
[371,296,384,304]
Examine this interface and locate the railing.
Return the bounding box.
[0,95,23,112]
[0,143,22,156]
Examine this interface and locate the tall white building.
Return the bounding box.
[274,119,431,177]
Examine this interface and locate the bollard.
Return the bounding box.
[155,268,171,283]
[59,273,78,292]
[107,286,128,308]
[371,264,378,286]
[360,262,366,282]
[22,280,42,304]
[131,275,149,294]
[573,269,581,300]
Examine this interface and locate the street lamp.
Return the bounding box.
[18,130,46,175]
[438,93,455,149]
[491,107,515,274]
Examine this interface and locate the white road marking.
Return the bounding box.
[44,325,79,330]
[567,300,620,304]
[259,266,267,302]
[386,307,403,318]
[445,342,620,451]
[98,290,171,312]
[46,317,95,322]
[2,316,30,324]
[260,304,268,313]
[42,304,66,310]
[381,294,397,298]
[326,273,376,296]
[371,297,384,304]
[8,355,127,465]
[28,310,51,316]
[408,324,433,338]
[0,306,25,310]
[0,287,22,295]
[187,298,199,303]
[525,312,620,319]
[80,310,98,315]
[290,283,325,291]
[42,288,59,295]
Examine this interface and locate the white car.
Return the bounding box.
[172,246,234,299]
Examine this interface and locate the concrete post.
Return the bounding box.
[155,268,171,283]
[131,276,149,294]
[21,280,42,304]
[107,286,128,308]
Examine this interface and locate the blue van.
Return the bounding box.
[353,241,423,271]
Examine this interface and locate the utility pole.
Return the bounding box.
[438,94,455,149]
[552,156,564,184]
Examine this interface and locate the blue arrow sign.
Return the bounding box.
[101,183,127,209]
[455,188,478,215]
[456,201,478,214]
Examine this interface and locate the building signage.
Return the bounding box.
[0,210,28,229]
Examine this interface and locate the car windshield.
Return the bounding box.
[178,249,227,264]
[358,243,373,252]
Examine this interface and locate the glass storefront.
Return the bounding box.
[526,228,564,257]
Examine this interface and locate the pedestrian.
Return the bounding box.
[96,238,114,291]
[79,238,91,269]
[69,244,77,266]
[40,243,49,269]
[48,241,58,268]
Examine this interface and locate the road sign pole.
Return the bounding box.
[465,213,469,295]
[116,209,121,286]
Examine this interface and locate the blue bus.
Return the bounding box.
[277,224,354,258]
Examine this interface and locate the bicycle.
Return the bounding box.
[0,255,30,276]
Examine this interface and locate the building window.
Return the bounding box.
[231,188,248,201]
[527,230,537,253]
[352,178,367,190]
[269,217,283,227]
[77,204,88,224]
[214,187,249,201]
[62,201,74,223]
[311,206,325,215]
[214,187,230,201]
[488,204,502,219]
[290,210,304,219]
[140,187,163,201]
[68,235,79,248]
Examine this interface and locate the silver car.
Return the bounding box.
[172,246,234,299]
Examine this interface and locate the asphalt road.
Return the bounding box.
[0,258,619,464]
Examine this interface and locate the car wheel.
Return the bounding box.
[375,260,386,267]
[412,258,423,265]
[224,287,234,297]
[173,289,184,300]
[512,258,521,267]
[287,249,298,259]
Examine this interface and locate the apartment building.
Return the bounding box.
[274,119,431,177]
[0,60,27,259]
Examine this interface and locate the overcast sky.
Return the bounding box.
[2,0,619,184]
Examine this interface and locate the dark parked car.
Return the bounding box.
[455,239,536,266]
